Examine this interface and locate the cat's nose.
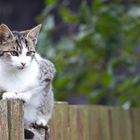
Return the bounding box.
[20,62,26,66]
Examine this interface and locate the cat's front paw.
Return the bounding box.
[2,92,17,100]
[36,118,48,128]
[17,93,31,103]
[32,120,49,130]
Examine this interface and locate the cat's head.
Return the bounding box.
[0,24,41,70]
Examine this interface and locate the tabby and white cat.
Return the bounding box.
[0,24,55,133]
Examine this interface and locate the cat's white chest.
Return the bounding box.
[0,61,39,92]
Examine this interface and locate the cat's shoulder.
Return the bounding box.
[35,54,56,80]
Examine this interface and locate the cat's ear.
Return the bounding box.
[26,24,42,44]
[0,24,14,44]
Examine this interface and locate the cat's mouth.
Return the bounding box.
[17,66,26,70]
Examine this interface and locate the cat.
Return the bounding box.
[0,24,56,139]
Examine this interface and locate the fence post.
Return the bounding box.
[0,100,9,140]
[0,100,24,140]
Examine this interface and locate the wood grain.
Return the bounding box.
[0,100,9,140]
[7,100,24,140]
[0,101,140,140]
[49,102,68,140]
[110,107,133,140]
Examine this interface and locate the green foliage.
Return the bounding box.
[37,1,140,107]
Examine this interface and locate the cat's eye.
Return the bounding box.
[26,51,35,56]
[10,51,19,56]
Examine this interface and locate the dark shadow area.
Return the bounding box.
[0,0,44,30]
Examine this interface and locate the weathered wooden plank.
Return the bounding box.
[110,107,133,140]
[98,106,111,140]
[88,106,111,140]
[7,100,24,140]
[49,102,68,140]
[131,109,140,140]
[68,105,79,140]
[77,106,89,140]
[0,100,9,140]
[88,106,96,140]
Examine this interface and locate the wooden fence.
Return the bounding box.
[0,100,24,140]
[0,100,140,140]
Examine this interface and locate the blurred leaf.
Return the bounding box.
[59,7,78,24]
[37,0,140,107]
[102,73,112,87]
[45,0,58,6]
